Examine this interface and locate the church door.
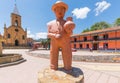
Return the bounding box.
[15,40,19,46]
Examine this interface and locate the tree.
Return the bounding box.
[90,21,110,31]
[114,18,120,26]
[41,40,46,48]
[41,38,51,50]
[82,21,111,33]
[46,38,51,50]
[82,28,90,33]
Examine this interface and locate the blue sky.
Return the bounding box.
[0,0,120,39]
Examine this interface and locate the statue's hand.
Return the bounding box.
[47,33,56,39]
[55,34,61,38]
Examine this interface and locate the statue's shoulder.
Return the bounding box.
[47,20,56,26]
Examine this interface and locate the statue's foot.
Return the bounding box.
[50,67,58,71]
[50,65,58,70]
[63,67,73,74]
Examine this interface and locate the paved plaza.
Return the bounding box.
[0,49,120,83]
[30,49,120,56]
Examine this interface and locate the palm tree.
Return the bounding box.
[41,38,51,50]
[46,38,51,50]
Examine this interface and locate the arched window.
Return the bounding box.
[22,35,25,40]
[15,20,18,27]
[8,34,10,38]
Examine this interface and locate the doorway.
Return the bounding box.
[93,43,98,50]
[15,40,19,46]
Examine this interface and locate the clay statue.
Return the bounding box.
[47,1,75,70]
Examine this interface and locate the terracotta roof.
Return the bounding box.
[72,26,120,37]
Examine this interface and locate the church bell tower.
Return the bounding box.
[11,4,21,27]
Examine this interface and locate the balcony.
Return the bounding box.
[71,37,120,43]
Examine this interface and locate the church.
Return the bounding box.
[3,4,28,46]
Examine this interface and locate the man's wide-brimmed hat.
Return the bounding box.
[52,1,68,12]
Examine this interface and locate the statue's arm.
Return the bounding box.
[47,24,56,39]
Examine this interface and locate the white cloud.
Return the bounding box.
[95,1,111,16]
[27,30,35,38]
[35,32,47,39]
[72,7,91,19]
[27,30,47,39]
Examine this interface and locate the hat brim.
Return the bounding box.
[52,1,68,12]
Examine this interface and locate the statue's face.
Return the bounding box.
[54,6,65,19]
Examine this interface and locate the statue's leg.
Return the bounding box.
[50,41,59,70]
[61,42,72,70]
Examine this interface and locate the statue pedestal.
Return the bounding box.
[38,66,84,83]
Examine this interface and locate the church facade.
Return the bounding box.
[3,5,27,46]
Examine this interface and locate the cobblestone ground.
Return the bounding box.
[0,49,120,83]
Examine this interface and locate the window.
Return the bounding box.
[15,29,19,32]
[86,44,89,49]
[15,20,18,26]
[8,34,10,38]
[104,43,108,49]
[22,35,25,40]
[79,44,83,49]
[93,36,99,41]
[84,37,87,41]
[74,44,76,48]
[103,34,108,40]
[74,38,77,42]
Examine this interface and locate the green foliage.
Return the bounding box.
[41,38,50,49]
[114,18,120,26]
[82,28,89,33]
[82,21,111,33]
[90,21,110,31]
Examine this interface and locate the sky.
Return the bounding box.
[0,0,120,39]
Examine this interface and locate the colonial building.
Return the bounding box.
[71,27,120,50]
[3,4,27,46]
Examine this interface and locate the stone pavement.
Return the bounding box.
[0,49,120,83]
[73,62,120,83]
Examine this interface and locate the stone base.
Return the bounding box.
[0,54,23,64]
[38,66,84,83]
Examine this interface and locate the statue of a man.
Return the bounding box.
[47,1,75,70]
